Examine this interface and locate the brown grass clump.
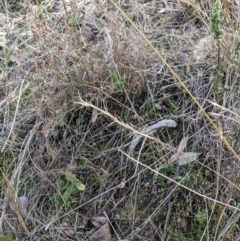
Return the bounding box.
[1,0,240,240]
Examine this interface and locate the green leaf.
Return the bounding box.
[64,170,77,182]
[74,181,85,191]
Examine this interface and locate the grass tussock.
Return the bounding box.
[1,0,240,240]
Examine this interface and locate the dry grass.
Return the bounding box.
[1,0,240,240]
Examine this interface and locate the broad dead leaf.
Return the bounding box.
[129,120,177,155]
[89,221,111,241]
[177,136,188,153]
[78,217,89,228]
[192,35,213,61]
[178,152,198,165]
[91,217,107,228]
[143,228,154,239]
[84,3,99,30]
[155,103,162,110]
[169,152,180,163]
[19,196,28,216]
[9,196,28,217]
[61,221,75,237]
[170,136,188,163]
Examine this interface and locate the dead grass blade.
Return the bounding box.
[1,80,26,152]
[0,170,30,235]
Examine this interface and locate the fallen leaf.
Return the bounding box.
[91,217,107,228]
[169,152,180,163]
[143,228,154,238]
[89,222,111,241]
[129,120,177,155]
[169,136,189,163]
[9,196,28,217]
[19,196,28,216]
[77,217,89,228]
[178,152,198,165]
[155,103,162,110]
[61,221,75,237]
[177,136,188,153]
[91,109,98,123]
[192,35,213,61]
[64,229,75,237]
[84,3,99,30]
[61,221,68,226]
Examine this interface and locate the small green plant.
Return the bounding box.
[194,211,207,226]
[52,180,78,209]
[72,117,81,133]
[211,0,223,42]
[52,171,85,209]
[124,109,131,121]
[64,170,85,191]
[230,41,240,73]
[67,14,83,29]
[155,164,177,187]
[211,0,223,103]
[109,72,125,92]
[20,89,32,109]
[0,233,15,241]
[142,102,154,116]
[197,171,204,182]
